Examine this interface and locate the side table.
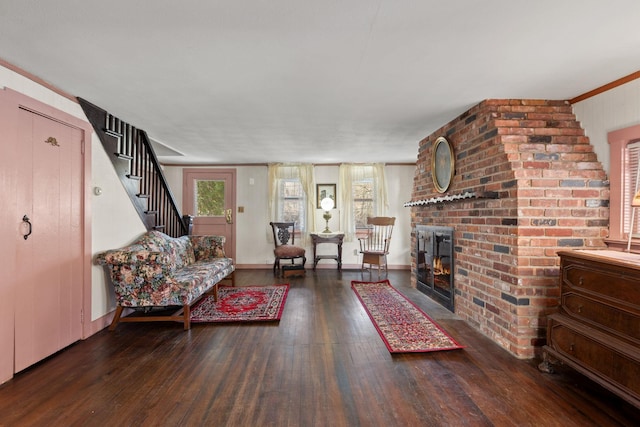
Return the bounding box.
[310,232,345,270]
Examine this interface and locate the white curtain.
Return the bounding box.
[339,163,388,241]
[267,163,316,245]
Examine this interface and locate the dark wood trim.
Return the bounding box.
[570,70,640,104]
[160,162,417,167]
[79,98,189,236]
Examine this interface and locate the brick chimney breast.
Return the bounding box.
[410,99,609,359]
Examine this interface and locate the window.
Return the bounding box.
[339,163,388,240]
[268,164,315,240]
[194,179,225,216]
[278,179,306,229]
[624,140,640,236]
[353,179,375,228]
[607,124,640,247]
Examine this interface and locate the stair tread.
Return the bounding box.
[104,129,123,138]
[78,98,188,238]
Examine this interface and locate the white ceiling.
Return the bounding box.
[1,1,639,165]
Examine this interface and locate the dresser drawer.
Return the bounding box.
[563,293,640,345]
[562,259,640,307]
[547,315,640,402]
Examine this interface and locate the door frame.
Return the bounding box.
[182,168,236,260]
[0,88,93,381]
[0,89,93,333]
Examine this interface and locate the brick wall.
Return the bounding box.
[410,99,609,358]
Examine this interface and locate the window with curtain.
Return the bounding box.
[624,140,640,237]
[353,178,375,228]
[278,179,306,229]
[268,164,316,241]
[339,163,388,241]
[607,124,640,248]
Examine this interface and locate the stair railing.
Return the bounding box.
[79,98,190,237]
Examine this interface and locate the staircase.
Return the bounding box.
[79,98,191,237]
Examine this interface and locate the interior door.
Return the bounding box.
[14,107,84,373]
[183,169,236,260]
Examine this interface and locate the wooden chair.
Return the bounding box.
[358,217,395,274]
[270,222,306,275]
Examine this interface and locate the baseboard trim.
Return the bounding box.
[234,263,410,270]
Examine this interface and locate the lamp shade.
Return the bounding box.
[320,197,335,211]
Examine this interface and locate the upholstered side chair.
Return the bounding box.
[269,222,306,275]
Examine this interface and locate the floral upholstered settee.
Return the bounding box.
[96,230,235,330]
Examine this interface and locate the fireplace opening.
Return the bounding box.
[416,226,454,312]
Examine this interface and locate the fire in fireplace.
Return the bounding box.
[415,226,454,312]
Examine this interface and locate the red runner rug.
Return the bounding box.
[191,284,289,323]
[351,279,463,353]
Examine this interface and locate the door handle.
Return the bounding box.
[22,215,32,240]
[225,208,233,224]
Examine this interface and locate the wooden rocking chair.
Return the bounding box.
[358,217,395,274]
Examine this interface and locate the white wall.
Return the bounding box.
[90,142,146,320]
[1,53,415,331]
[163,165,272,265]
[572,78,640,174]
[163,164,415,269]
[0,64,145,324]
[17,61,638,331]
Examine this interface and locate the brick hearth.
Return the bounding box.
[410,99,609,358]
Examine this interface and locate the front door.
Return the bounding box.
[14,106,85,372]
[183,169,236,260]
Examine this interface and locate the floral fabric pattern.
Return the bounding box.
[95,231,234,308]
[189,235,226,260]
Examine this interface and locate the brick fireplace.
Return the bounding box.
[409,99,609,358]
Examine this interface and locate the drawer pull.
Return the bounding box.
[578,276,584,286]
[577,304,583,313]
[569,343,575,353]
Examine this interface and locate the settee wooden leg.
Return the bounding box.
[109,306,124,331]
[219,271,235,288]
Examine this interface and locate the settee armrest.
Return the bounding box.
[189,235,227,261]
[95,248,178,302]
[95,248,173,267]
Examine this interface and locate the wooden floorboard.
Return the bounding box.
[1,269,638,426]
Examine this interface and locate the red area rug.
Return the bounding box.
[191,284,289,323]
[351,279,463,353]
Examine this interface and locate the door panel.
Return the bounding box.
[14,108,84,372]
[183,169,236,260]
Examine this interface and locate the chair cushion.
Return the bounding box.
[274,244,305,258]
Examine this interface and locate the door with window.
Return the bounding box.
[183,169,236,260]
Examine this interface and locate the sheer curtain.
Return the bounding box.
[267,163,316,244]
[339,163,388,241]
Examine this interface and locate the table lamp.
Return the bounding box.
[320,197,335,233]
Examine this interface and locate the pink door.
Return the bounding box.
[183,169,236,260]
[13,107,84,372]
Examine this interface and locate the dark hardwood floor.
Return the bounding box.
[1,270,638,426]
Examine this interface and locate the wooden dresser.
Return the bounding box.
[540,250,640,408]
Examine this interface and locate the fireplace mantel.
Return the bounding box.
[404,191,498,207]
